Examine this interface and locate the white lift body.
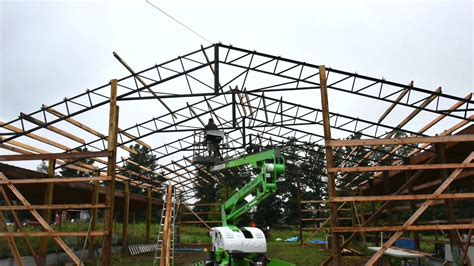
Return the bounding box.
[210,226,267,254]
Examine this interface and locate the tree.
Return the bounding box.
[279,139,327,225]
[36,161,49,173]
[122,144,163,195]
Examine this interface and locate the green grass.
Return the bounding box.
[267,242,328,265]
[0,224,441,265]
[179,226,211,244]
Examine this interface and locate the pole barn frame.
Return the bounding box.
[0,43,472,264]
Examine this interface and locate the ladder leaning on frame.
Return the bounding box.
[153,185,180,266]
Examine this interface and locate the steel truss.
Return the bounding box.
[1,43,473,265]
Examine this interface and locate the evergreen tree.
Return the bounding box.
[280,139,327,225]
[36,161,48,173]
[123,144,163,194]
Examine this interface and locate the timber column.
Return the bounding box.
[146,187,152,243]
[39,159,56,265]
[102,79,119,265]
[121,180,130,254]
[319,65,342,265]
[88,170,100,259]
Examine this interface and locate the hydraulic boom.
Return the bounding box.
[210,149,285,226]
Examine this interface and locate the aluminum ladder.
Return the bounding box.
[153,186,180,266]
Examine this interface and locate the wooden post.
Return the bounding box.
[146,187,152,243]
[39,159,56,266]
[160,185,174,266]
[296,175,303,246]
[319,65,341,266]
[358,187,367,244]
[121,181,130,254]
[404,168,420,250]
[88,173,99,259]
[368,179,376,224]
[382,172,392,225]
[436,143,465,265]
[350,194,357,230]
[102,79,119,266]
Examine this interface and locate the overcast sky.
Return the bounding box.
[1,0,472,118]
[0,0,473,173]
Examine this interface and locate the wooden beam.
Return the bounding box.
[327,134,474,147]
[160,185,174,266]
[296,174,303,245]
[118,128,152,149]
[0,176,111,184]
[42,104,106,138]
[0,150,110,161]
[319,65,341,266]
[407,114,474,158]
[183,202,221,206]
[0,204,107,211]
[123,158,164,180]
[462,221,474,265]
[184,157,220,182]
[406,169,421,251]
[180,211,221,215]
[0,231,106,237]
[20,112,86,144]
[243,88,254,116]
[88,175,100,259]
[329,163,474,173]
[333,223,474,233]
[39,159,55,265]
[102,79,119,266]
[112,52,176,118]
[301,200,327,204]
[121,181,130,254]
[389,86,442,138]
[0,121,70,150]
[41,104,139,155]
[330,193,474,203]
[417,93,472,133]
[181,203,211,230]
[366,152,474,265]
[146,187,152,244]
[0,143,33,155]
[377,82,412,123]
[178,221,221,224]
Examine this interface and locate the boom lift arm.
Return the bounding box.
[210,149,285,226]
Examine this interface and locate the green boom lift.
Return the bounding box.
[193,149,295,266]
